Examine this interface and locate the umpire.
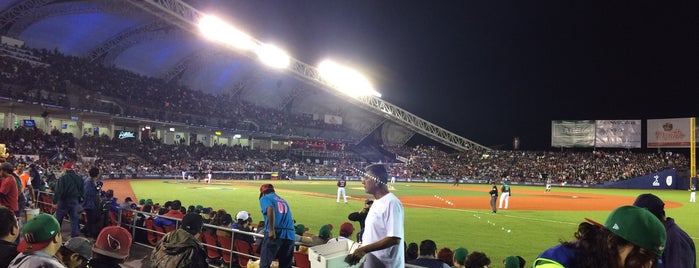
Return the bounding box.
[53,161,85,238]
[489,185,498,213]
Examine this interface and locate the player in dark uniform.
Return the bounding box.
[337,176,348,204]
[489,185,498,213]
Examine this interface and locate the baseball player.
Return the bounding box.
[206,169,212,184]
[545,178,552,192]
[690,183,696,203]
[337,176,348,204]
[499,180,511,209]
[489,185,498,213]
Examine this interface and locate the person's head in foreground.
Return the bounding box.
[91,226,133,264]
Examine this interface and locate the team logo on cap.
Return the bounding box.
[107,234,121,250]
[612,223,619,230]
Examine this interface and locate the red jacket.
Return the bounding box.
[0,175,18,212]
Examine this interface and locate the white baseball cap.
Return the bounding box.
[236,211,249,221]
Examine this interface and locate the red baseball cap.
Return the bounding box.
[63,161,74,169]
[93,226,132,259]
[340,222,355,234]
[260,184,274,193]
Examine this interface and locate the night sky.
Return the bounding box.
[17,0,698,150]
[200,0,699,150]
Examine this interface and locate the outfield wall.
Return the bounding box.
[602,168,691,190]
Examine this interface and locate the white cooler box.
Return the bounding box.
[308,240,362,268]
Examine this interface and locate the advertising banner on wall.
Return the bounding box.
[324,114,343,125]
[551,120,595,147]
[595,120,642,148]
[647,118,691,148]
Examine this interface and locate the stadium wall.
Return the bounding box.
[601,169,690,190]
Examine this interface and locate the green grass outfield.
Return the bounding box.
[129,179,699,265]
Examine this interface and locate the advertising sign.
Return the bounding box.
[595,120,642,148]
[551,120,595,147]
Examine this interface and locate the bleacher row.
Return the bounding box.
[33,190,312,268]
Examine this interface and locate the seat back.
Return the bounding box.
[200,231,222,259]
[234,239,254,267]
[144,218,157,246]
[216,231,235,265]
[294,251,311,268]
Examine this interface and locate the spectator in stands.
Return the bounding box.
[7,164,26,216]
[533,206,666,267]
[149,213,208,268]
[328,222,355,244]
[17,164,36,209]
[633,193,696,268]
[347,199,372,243]
[163,200,185,220]
[234,210,255,244]
[255,221,266,245]
[0,163,19,215]
[53,161,85,238]
[464,251,490,268]
[293,223,312,246]
[83,166,102,238]
[87,226,133,268]
[154,207,175,228]
[405,242,418,262]
[437,247,454,267]
[119,197,134,211]
[214,212,232,240]
[347,164,404,267]
[259,183,295,268]
[8,214,63,267]
[452,247,468,268]
[310,224,333,245]
[503,256,521,268]
[408,239,450,268]
[56,237,92,268]
[0,206,19,267]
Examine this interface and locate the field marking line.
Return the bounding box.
[405,202,579,225]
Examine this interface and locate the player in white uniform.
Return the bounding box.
[499,180,511,209]
[206,169,212,184]
[545,178,552,192]
[690,184,696,203]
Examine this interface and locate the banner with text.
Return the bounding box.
[324,114,343,125]
[594,120,642,148]
[647,118,691,148]
[551,120,595,147]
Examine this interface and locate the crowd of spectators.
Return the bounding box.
[0,127,689,186]
[1,46,359,141]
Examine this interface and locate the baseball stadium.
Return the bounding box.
[0,1,697,268]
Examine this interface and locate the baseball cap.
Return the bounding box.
[138,199,145,205]
[63,237,92,260]
[453,247,469,264]
[295,224,307,236]
[182,213,204,234]
[585,205,666,256]
[0,162,13,172]
[503,256,520,268]
[633,193,665,219]
[340,222,354,233]
[145,199,153,205]
[93,226,132,259]
[125,197,132,202]
[195,205,204,213]
[319,224,333,239]
[236,210,249,221]
[365,199,374,205]
[63,161,74,169]
[17,214,60,253]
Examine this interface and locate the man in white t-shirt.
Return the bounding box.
[346,164,404,267]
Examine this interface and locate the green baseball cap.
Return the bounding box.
[586,205,666,256]
[17,214,60,253]
[138,199,145,205]
[295,224,307,236]
[503,256,520,268]
[319,224,333,239]
[453,247,469,264]
[145,199,153,205]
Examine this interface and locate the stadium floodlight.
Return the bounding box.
[198,15,254,50]
[255,44,290,69]
[317,60,381,98]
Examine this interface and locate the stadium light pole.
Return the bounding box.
[198,15,254,50]
[255,44,291,69]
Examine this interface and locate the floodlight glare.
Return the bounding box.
[198,15,254,50]
[318,60,381,98]
[255,44,290,69]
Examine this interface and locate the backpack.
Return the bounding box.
[95,198,113,231]
[150,231,208,268]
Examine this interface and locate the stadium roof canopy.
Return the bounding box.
[0,0,488,151]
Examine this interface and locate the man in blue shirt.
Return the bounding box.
[259,184,295,268]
